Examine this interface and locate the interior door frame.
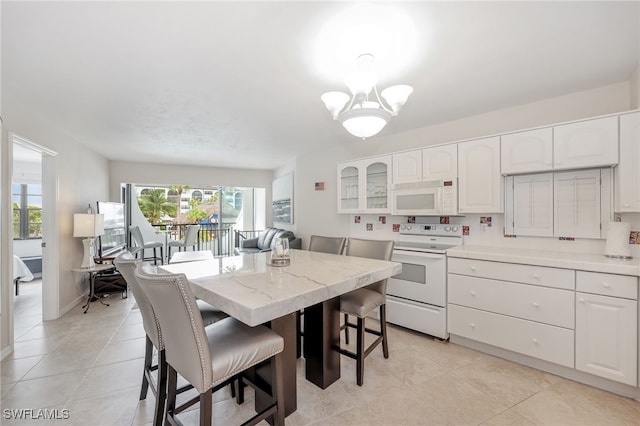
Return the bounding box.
[11,134,59,323]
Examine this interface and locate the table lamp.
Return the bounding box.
[73,213,105,268]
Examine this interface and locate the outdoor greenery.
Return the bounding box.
[13,201,43,238]
[137,189,176,224]
[186,198,208,223]
[169,184,190,222]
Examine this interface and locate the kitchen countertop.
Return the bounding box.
[447,245,640,277]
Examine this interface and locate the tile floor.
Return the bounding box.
[3,281,640,425]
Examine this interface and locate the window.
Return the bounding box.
[12,183,43,239]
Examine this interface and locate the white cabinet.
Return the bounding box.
[505,173,554,237]
[423,144,457,181]
[575,271,638,386]
[554,169,602,239]
[337,156,391,214]
[458,137,502,213]
[392,145,457,184]
[501,128,553,174]
[392,150,422,184]
[616,112,640,212]
[448,258,575,368]
[553,116,619,170]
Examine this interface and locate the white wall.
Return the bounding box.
[631,66,640,109]
[293,81,636,257]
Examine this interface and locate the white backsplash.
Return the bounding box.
[348,212,640,259]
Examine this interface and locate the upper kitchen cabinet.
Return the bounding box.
[501,128,553,174]
[337,155,391,214]
[458,137,502,213]
[616,112,640,212]
[392,145,458,184]
[553,116,619,170]
[423,144,457,181]
[392,150,422,184]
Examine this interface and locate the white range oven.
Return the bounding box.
[386,223,463,340]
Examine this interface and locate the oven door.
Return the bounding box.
[388,250,446,307]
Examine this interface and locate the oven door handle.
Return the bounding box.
[392,250,445,260]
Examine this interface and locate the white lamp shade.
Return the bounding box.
[381,84,413,113]
[73,214,105,238]
[339,106,390,138]
[321,91,350,118]
[344,70,377,96]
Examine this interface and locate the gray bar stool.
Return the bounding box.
[339,238,394,386]
[114,252,228,426]
[134,262,285,426]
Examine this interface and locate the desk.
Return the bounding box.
[13,255,34,296]
[160,249,401,415]
[169,250,214,264]
[72,264,116,313]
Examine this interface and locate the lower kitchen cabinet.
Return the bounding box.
[448,304,575,367]
[448,256,640,388]
[575,272,638,386]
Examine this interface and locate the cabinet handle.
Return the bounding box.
[532,302,540,308]
[579,298,585,303]
[470,322,476,328]
[470,266,476,272]
[602,282,610,288]
[623,203,630,207]
[470,291,476,297]
[532,338,539,345]
[532,273,540,280]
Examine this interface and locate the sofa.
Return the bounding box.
[235,227,302,255]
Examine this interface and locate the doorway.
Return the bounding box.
[10,134,58,348]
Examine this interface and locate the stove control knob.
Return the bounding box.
[444,226,451,232]
[452,226,459,232]
[405,225,412,230]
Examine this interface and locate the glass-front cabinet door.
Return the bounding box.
[337,155,391,214]
[338,164,360,213]
[365,160,390,212]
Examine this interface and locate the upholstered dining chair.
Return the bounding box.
[308,234,347,255]
[129,225,164,265]
[114,252,229,426]
[298,235,348,357]
[167,224,200,261]
[339,238,394,386]
[134,263,285,426]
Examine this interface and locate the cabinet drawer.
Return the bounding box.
[576,271,638,300]
[448,258,575,290]
[448,304,574,368]
[448,274,574,328]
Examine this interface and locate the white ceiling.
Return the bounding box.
[3,1,639,169]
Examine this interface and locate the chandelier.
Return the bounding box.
[321,54,413,139]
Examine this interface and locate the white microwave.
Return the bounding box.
[391,179,458,216]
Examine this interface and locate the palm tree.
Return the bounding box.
[138,189,176,224]
[169,185,191,224]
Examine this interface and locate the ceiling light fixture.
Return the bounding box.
[321,53,413,139]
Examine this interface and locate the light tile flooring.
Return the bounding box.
[3,281,640,425]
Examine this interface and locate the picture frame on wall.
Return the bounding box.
[273,172,293,224]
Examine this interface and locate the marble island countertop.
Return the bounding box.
[160,249,402,326]
[447,245,640,277]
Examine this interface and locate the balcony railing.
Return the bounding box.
[151,224,264,258]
